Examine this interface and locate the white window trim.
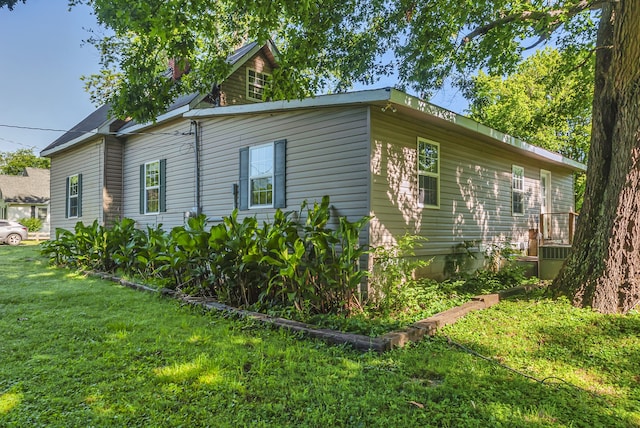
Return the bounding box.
[417,137,440,209]
[68,174,79,218]
[144,160,160,215]
[512,165,525,216]
[249,143,274,209]
[246,68,270,102]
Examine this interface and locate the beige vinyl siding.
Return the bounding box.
[543,168,575,243]
[103,136,123,226]
[122,119,197,229]
[220,51,275,106]
[369,109,575,272]
[49,138,104,231]
[198,106,370,231]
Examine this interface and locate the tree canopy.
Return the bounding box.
[0,148,50,175]
[70,0,599,123]
[465,47,593,210]
[0,0,25,11]
[466,48,592,164]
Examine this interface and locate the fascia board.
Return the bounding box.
[40,130,100,157]
[388,89,587,171]
[117,105,191,136]
[185,88,393,118]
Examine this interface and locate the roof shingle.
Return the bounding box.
[0,168,50,204]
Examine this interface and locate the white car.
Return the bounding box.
[0,220,28,245]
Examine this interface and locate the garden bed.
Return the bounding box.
[89,271,543,352]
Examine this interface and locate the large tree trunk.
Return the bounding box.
[552,1,640,314]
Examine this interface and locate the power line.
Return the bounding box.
[0,135,40,151]
[0,123,191,138]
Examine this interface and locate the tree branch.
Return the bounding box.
[462,1,601,44]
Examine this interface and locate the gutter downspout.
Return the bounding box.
[192,120,202,215]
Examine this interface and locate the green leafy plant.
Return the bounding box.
[41,197,370,316]
[367,234,431,314]
[443,240,479,278]
[18,217,42,233]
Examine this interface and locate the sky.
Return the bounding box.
[0,0,102,154]
[0,0,468,156]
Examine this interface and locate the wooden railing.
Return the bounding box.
[539,212,578,246]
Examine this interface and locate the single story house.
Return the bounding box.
[0,167,51,235]
[41,42,585,278]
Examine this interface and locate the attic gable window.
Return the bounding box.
[512,165,525,216]
[247,68,270,101]
[417,137,440,209]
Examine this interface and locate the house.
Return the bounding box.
[41,42,585,278]
[0,167,51,235]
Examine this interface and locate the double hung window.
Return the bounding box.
[512,165,525,215]
[66,174,82,218]
[247,68,270,101]
[417,138,440,208]
[144,161,160,214]
[249,144,274,207]
[139,160,166,214]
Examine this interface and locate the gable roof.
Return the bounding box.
[0,168,50,204]
[41,40,279,157]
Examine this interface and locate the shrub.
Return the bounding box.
[18,217,42,233]
[367,234,431,314]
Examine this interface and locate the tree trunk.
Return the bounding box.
[552,1,640,314]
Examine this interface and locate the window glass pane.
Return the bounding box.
[69,175,78,196]
[419,141,438,174]
[419,175,438,206]
[251,177,273,206]
[146,162,160,187]
[417,139,439,207]
[38,208,48,221]
[249,144,274,207]
[250,145,273,176]
[146,189,159,213]
[513,192,523,214]
[69,198,78,217]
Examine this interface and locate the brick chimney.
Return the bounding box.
[168,58,190,80]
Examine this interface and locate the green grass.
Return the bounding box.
[1,245,638,427]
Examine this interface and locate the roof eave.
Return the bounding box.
[185,87,585,171]
[40,129,102,157]
[387,88,586,171]
[185,88,393,118]
[117,104,191,136]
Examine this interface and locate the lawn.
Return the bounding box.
[1,245,638,427]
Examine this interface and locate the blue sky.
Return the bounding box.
[0,0,102,154]
[0,0,468,156]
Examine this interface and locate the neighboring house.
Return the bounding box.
[41,42,585,278]
[0,167,51,235]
